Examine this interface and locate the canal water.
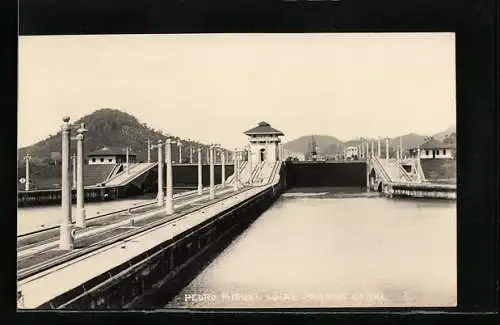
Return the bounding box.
[165,186,456,308]
[17,191,188,236]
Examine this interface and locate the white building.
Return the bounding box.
[87,146,137,165]
[244,121,284,163]
[344,146,359,160]
[410,138,455,159]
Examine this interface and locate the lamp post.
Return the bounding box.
[165,138,173,214]
[220,146,226,186]
[385,137,390,160]
[233,148,239,192]
[399,136,403,162]
[71,153,76,189]
[24,154,31,191]
[247,144,253,185]
[177,140,182,164]
[75,123,88,228]
[59,116,73,250]
[156,140,164,206]
[197,147,203,195]
[377,137,381,158]
[209,145,215,199]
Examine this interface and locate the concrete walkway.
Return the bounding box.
[17,185,271,309]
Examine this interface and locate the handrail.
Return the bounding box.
[105,163,157,187]
[251,162,265,183]
[371,157,392,182]
[267,162,280,185]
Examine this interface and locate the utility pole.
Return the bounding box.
[23,154,32,191]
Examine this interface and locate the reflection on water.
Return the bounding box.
[166,187,456,308]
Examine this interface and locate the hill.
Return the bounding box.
[284,125,455,157]
[18,108,214,167]
[433,124,456,141]
[284,135,345,157]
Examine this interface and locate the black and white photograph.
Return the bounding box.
[17,33,457,310]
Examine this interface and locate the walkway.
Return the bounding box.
[17,184,272,309]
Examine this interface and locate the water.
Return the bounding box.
[17,191,187,235]
[165,187,456,308]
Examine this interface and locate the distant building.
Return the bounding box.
[88,146,137,165]
[244,121,284,163]
[344,146,359,160]
[284,149,305,161]
[409,138,455,159]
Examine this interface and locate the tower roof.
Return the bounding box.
[244,121,284,136]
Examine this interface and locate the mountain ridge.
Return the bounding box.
[284,125,456,157]
[17,108,214,165]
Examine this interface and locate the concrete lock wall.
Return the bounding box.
[285,161,367,187]
[41,167,286,309]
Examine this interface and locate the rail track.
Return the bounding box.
[17,187,253,282]
[17,186,222,241]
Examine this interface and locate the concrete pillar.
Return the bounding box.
[165,139,174,214]
[366,162,370,192]
[190,146,193,164]
[176,140,182,164]
[248,146,253,184]
[75,123,87,228]
[197,147,202,195]
[377,138,381,158]
[157,140,164,206]
[71,153,76,189]
[209,145,215,199]
[206,147,209,163]
[226,150,229,164]
[385,138,389,159]
[59,116,73,250]
[233,149,239,192]
[399,136,403,161]
[221,148,226,186]
[147,139,151,163]
[371,140,374,158]
[24,154,31,191]
[416,147,422,182]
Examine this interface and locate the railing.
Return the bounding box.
[17,187,125,207]
[383,181,456,200]
[105,164,121,181]
[250,162,265,183]
[267,162,281,185]
[104,163,157,187]
[371,157,392,182]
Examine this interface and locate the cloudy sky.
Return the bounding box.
[18,33,456,149]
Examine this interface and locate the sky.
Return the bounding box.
[18,33,456,150]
